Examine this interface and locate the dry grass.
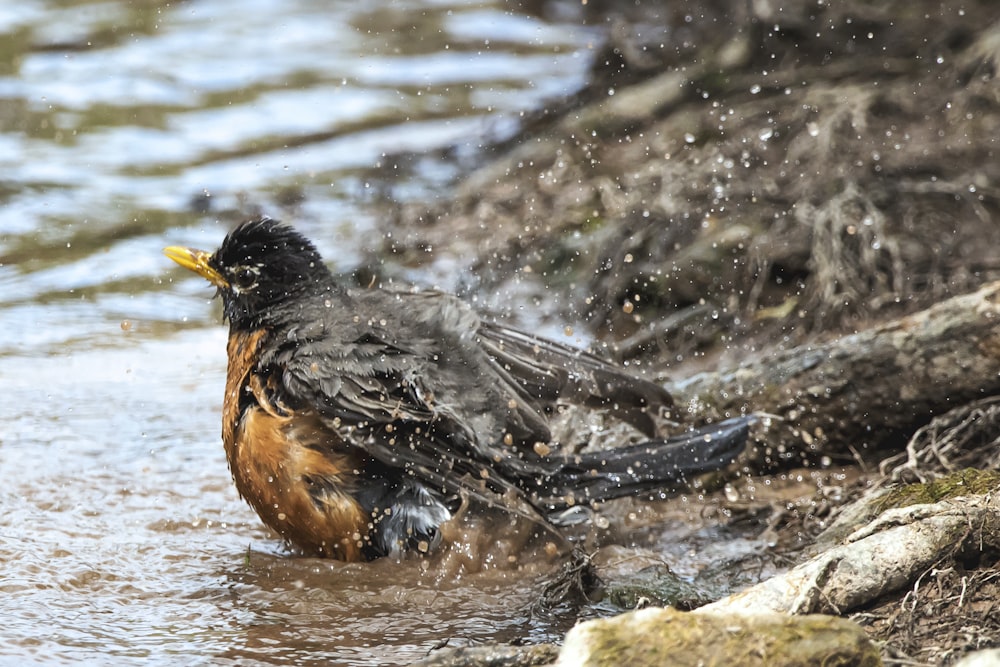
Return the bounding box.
[371,1,1000,360]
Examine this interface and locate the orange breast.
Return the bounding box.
[222,330,369,561]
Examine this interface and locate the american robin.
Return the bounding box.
[164,217,751,561]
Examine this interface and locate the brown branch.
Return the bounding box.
[674,281,1000,464]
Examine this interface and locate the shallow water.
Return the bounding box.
[0,1,755,664]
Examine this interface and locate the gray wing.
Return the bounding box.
[476,322,674,437]
[266,287,674,518]
[274,289,552,445]
[266,289,560,517]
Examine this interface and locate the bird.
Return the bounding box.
[164,217,752,561]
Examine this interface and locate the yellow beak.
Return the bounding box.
[163,245,229,289]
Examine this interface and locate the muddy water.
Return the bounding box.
[0,1,751,664]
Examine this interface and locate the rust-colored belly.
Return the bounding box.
[221,330,368,561]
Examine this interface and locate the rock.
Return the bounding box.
[414,643,559,667]
[555,607,880,667]
[602,565,715,610]
[696,482,1000,616]
[955,649,1000,667]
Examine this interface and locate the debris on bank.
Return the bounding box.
[382,0,1000,664]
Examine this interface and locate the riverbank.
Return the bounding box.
[373,1,1000,664]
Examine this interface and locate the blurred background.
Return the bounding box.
[0,0,602,351]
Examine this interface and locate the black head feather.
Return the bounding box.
[209,217,334,329]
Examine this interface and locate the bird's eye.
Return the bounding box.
[232,266,258,289]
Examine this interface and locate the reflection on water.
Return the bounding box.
[0,0,605,663]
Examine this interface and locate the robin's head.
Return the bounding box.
[165,217,334,328]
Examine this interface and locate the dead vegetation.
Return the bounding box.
[881,397,1000,484]
[858,566,1000,666]
[371,0,1000,361]
[370,0,1000,664]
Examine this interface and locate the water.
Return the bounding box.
[0,1,755,664]
[0,0,604,663]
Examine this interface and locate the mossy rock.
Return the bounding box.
[555,608,881,667]
[875,468,1000,514]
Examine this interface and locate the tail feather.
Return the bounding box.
[540,415,753,512]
